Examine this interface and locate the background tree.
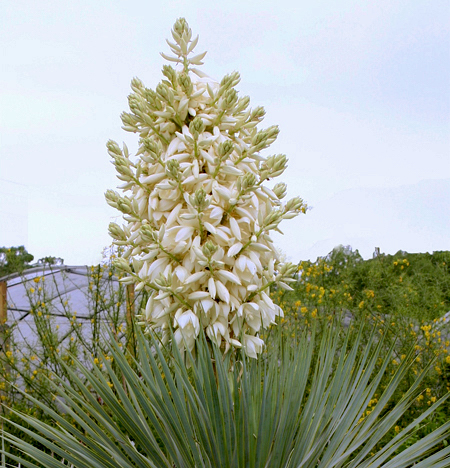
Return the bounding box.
[0,246,34,277]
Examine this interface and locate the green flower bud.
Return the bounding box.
[263,210,282,228]
[130,77,144,94]
[140,138,162,163]
[234,95,250,114]
[220,72,241,92]
[113,156,133,176]
[202,240,218,258]
[166,159,180,179]
[113,257,132,274]
[178,73,193,96]
[278,262,297,278]
[237,173,257,192]
[251,125,279,152]
[156,83,174,105]
[106,140,122,158]
[154,272,172,289]
[218,140,234,158]
[221,88,238,111]
[128,94,144,113]
[108,222,127,241]
[189,117,205,139]
[249,106,266,123]
[260,154,287,180]
[283,197,307,217]
[190,188,210,211]
[105,190,120,208]
[173,17,191,42]
[162,65,177,87]
[120,112,138,131]
[273,182,287,199]
[140,224,158,243]
[143,88,163,111]
[111,196,134,216]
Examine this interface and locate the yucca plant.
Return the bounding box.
[2,321,450,467]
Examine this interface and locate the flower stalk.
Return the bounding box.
[107,18,307,357]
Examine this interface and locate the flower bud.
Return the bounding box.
[251,126,279,153]
[189,116,205,139]
[108,223,127,241]
[143,88,163,111]
[249,106,266,123]
[110,195,134,216]
[284,196,305,213]
[234,95,250,114]
[219,72,241,92]
[190,188,210,211]
[131,77,144,94]
[202,240,218,258]
[156,83,174,105]
[260,154,287,180]
[218,140,234,159]
[105,190,120,208]
[278,262,297,278]
[106,140,122,158]
[140,224,158,243]
[179,73,193,96]
[173,17,191,42]
[221,89,238,111]
[237,173,257,193]
[141,138,162,161]
[263,210,282,229]
[154,272,172,289]
[113,156,134,179]
[120,112,138,131]
[162,65,177,87]
[128,94,144,113]
[165,159,180,179]
[273,182,287,199]
[113,257,132,274]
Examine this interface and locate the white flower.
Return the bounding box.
[107,18,307,358]
[243,335,264,359]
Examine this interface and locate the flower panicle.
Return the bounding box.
[106,18,307,358]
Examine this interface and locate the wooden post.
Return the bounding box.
[0,281,6,325]
[0,281,8,351]
[126,283,136,356]
[0,281,9,410]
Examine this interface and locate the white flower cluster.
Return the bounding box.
[106,18,306,358]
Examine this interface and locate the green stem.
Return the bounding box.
[237,227,264,257]
[245,281,275,303]
[172,291,191,309]
[159,245,182,264]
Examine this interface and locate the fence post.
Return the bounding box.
[0,281,10,411]
[0,281,8,351]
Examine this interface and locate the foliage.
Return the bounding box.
[3,323,450,467]
[106,18,306,357]
[0,250,147,465]
[0,246,65,278]
[273,245,450,455]
[36,256,64,266]
[294,245,450,321]
[0,246,34,277]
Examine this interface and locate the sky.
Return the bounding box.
[0,0,449,265]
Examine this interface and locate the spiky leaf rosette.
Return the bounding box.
[106,18,306,357]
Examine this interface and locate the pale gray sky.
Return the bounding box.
[1,0,449,264]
